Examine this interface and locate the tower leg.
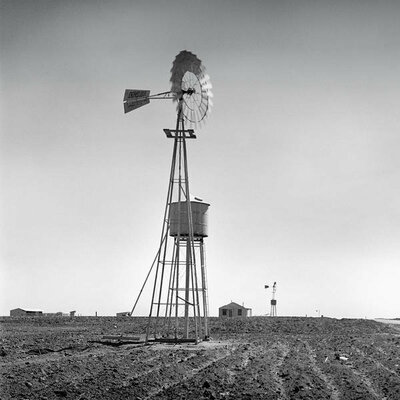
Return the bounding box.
[184,238,190,338]
[199,239,209,338]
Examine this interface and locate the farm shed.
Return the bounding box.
[219,302,252,318]
[116,311,131,317]
[10,308,43,317]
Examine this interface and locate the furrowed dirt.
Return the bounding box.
[1,317,399,399]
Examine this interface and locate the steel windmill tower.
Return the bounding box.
[270,282,277,317]
[124,51,213,343]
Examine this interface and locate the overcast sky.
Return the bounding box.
[1,0,399,318]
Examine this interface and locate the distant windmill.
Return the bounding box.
[270,282,277,317]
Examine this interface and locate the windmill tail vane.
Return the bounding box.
[123,90,173,114]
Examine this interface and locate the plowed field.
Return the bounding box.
[1,317,400,399]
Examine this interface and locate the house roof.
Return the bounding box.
[219,302,249,310]
[11,308,43,312]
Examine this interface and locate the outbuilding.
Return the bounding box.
[219,302,252,318]
[10,308,43,317]
[116,311,131,317]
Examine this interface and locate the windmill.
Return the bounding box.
[125,51,213,343]
[270,282,277,317]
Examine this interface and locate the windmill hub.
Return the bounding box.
[183,88,196,95]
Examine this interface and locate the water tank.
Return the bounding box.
[169,200,209,237]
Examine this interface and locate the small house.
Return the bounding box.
[10,308,43,317]
[219,302,252,318]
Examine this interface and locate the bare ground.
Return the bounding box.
[1,316,400,399]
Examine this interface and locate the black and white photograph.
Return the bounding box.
[1,0,400,398]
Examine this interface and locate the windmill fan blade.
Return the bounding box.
[171,50,213,127]
[170,51,202,96]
